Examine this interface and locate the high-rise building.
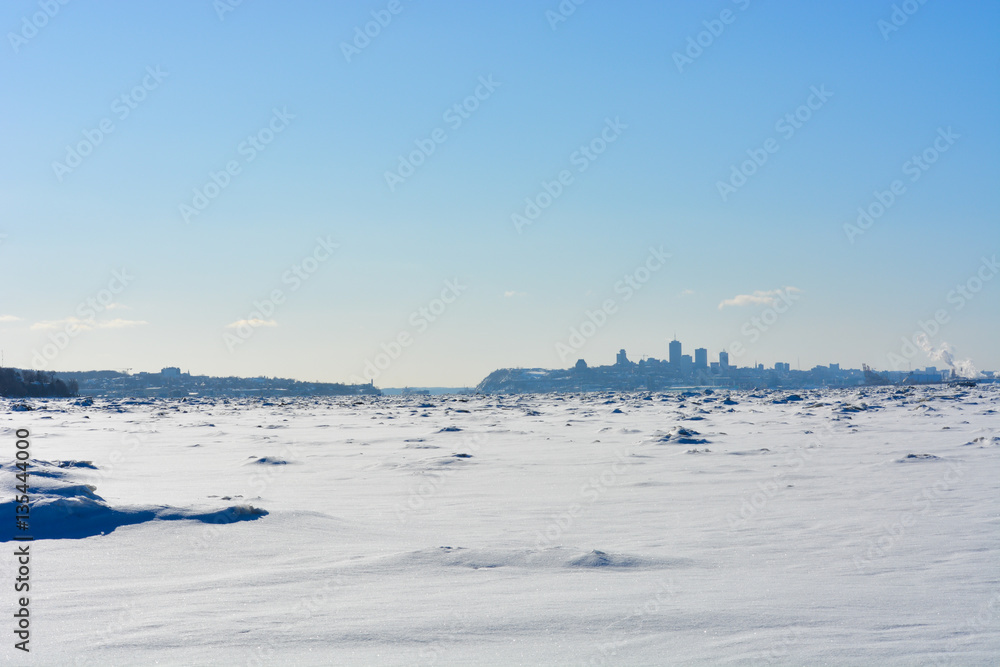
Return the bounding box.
[680,354,693,374]
[669,339,682,366]
[694,348,708,369]
[616,349,629,366]
[719,350,729,369]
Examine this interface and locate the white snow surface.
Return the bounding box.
[1,385,998,666]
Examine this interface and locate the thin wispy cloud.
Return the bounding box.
[0,314,21,322]
[503,291,527,298]
[225,318,277,328]
[31,317,148,331]
[100,318,148,329]
[718,287,802,310]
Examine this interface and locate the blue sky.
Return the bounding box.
[1,0,997,386]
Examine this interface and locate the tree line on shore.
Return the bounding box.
[0,368,78,398]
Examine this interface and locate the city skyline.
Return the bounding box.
[2,1,997,387]
[9,328,988,391]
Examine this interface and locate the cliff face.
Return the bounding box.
[475,368,548,394]
[475,366,652,394]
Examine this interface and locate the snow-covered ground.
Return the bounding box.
[2,385,998,666]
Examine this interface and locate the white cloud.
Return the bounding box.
[679,289,695,297]
[100,318,148,329]
[718,287,802,310]
[31,316,148,331]
[225,318,277,328]
[0,314,21,323]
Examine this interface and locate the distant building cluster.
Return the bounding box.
[477,338,996,394]
[49,368,380,398]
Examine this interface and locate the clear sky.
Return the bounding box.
[1,0,997,386]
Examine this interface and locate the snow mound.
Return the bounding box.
[566,549,645,568]
[962,435,1000,447]
[246,456,290,465]
[0,459,267,541]
[375,546,693,571]
[898,453,941,462]
[654,426,709,445]
[424,454,475,468]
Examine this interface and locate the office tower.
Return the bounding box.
[669,339,681,366]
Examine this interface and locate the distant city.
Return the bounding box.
[476,338,997,394]
[0,367,380,400]
[1,337,996,400]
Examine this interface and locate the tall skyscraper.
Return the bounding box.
[669,339,681,366]
[719,350,729,369]
[694,348,708,369]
